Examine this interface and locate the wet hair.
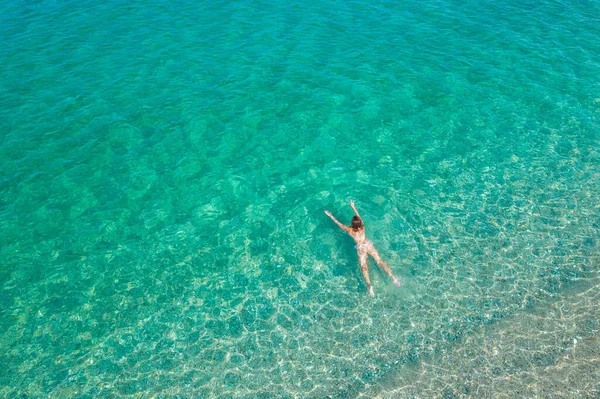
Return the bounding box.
[351,216,364,231]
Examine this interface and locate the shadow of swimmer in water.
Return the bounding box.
[325,200,401,297]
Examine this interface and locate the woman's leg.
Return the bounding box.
[369,248,401,287]
[358,251,374,296]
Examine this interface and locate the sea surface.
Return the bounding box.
[1,0,599,397]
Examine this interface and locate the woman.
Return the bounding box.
[325,200,401,297]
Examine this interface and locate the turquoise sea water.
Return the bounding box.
[1,0,600,397]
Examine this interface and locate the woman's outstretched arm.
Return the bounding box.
[324,210,351,233]
[349,200,361,219]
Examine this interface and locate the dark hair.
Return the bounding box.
[351,216,363,231]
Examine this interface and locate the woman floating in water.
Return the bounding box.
[325,200,401,297]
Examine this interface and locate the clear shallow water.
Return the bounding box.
[1,0,599,397]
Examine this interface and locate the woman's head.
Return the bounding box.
[351,216,364,230]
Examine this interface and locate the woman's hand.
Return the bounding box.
[349,200,355,208]
[324,210,333,218]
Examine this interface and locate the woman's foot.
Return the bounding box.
[392,276,401,287]
[369,286,375,297]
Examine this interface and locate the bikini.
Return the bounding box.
[355,232,373,250]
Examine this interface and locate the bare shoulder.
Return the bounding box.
[341,225,353,234]
[348,227,364,239]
